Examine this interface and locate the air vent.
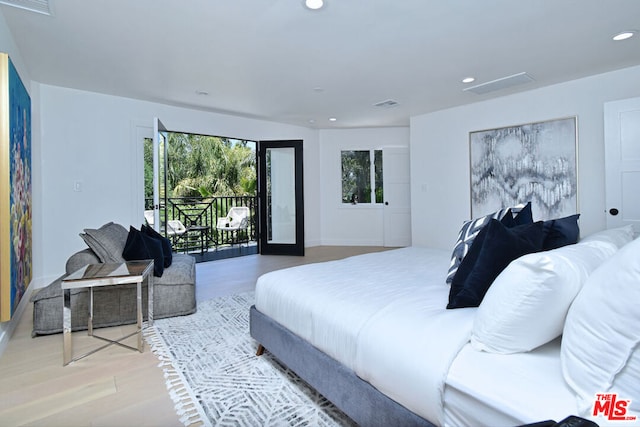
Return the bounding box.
[463,72,534,95]
[0,0,51,15]
[374,99,399,108]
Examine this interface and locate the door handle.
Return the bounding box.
[609,208,619,216]
[384,201,389,206]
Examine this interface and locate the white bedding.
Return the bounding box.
[444,338,578,427]
[255,247,477,425]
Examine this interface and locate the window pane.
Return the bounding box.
[374,150,383,203]
[342,150,371,203]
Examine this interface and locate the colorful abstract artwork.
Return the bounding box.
[0,53,32,321]
[470,117,577,221]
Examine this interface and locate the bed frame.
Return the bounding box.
[249,305,435,427]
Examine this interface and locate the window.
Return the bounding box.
[341,150,383,204]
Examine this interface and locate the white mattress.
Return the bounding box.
[443,338,578,427]
[255,247,477,425]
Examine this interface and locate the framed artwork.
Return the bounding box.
[469,116,577,221]
[0,53,32,321]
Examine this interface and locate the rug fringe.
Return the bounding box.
[144,323,212,427]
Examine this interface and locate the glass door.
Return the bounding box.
[258,140,304,255]
[152,117,169,234]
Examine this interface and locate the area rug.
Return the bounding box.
[144,292,355,427]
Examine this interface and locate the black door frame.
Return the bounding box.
[257,140,304,256]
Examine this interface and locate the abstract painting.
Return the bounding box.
[0,53,32,321]
[470,117,577,221]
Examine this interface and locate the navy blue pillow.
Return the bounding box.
[513,201,533,225]
[141,224,173,268]
[499,202,533,228]
[542,214,580,250]
[447,219,544,309]
[122,226,165,277]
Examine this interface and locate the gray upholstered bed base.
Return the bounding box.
[249,305,435,427]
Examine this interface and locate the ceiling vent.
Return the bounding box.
[463,72,534,95]
[374,99,399,108]
[0,0,51,15]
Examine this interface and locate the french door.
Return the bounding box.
[257,140,304,255]
[151,117,168,234]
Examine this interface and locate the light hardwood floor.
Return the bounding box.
[0,246,386,427]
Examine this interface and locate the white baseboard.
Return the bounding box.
[318,238,384,247]
[0,283,36,358]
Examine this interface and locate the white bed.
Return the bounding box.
[255,247,476,425]
[251,226,640,426]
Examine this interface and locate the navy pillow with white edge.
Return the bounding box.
[447,219,544,309]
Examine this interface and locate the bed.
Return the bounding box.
[249,224,640,426]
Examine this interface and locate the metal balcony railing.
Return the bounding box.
[145,195,258,255]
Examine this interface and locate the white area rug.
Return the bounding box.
[144,292,355,426]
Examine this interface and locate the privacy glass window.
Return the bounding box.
[341,150,383,204]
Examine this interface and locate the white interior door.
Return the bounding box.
[383,147,411,247]
[604,97,640,235]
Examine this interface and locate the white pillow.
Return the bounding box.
[470,240,617,354]
[561,236,640,420]
[579,224,635,249]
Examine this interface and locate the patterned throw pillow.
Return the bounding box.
[445,207,512,284]
[446,202,533,284]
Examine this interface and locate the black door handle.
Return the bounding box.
[385,201,389,206]
[609,208,619,216]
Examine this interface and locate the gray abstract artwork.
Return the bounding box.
[470,117,577,220]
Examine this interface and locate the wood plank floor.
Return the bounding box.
[0,246,386,427]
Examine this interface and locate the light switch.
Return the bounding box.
[74,180,83,192]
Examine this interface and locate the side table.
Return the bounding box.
[61,260,154,366]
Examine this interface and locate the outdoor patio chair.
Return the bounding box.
[144,210,187,237]
[216,206,250,246]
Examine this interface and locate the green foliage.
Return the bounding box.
[149,133,257,198]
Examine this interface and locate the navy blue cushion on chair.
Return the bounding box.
[542,214,580,250]
[142,224,173,268]
[447,219,544,309]
[122,226,165,277]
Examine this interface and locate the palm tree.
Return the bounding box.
[168,133,256,198]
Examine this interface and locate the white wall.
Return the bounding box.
[318,127,410,245]
[410,65,640,250]
[34,84,321,284]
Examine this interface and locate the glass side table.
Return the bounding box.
[61,260,154,366]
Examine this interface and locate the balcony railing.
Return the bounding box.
[145,195,257,255]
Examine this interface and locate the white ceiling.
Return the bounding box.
[2,0,640,128]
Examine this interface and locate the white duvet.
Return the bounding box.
[255,247,476,425]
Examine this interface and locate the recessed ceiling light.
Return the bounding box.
[304,0,324,10]
[613,30,636,41]
[462,77,475,84]
[328,117,337,122]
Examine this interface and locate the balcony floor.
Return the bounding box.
[184,241,258,263]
